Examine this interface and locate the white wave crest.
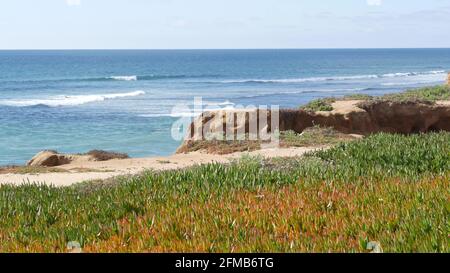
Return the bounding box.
[237,87,371,99]
[0,90,146,107]
[220,75,379,84]
[139,112,200,118]
[204,100,235,106]
[139,101,236,118]
[381,80,439,86]
[382,70,445,78]
[110,75,138,81]
[218,70,447,84]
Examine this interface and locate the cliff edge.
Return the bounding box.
[178,86,450,154]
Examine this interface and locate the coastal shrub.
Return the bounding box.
[177,126,355,154]
[300,98,336,112]
[342,94,373,100]
[380,85,450,103]
[86,150,129,161]
[177,139,261,155]
[357,86,450,108]
[298,93,373,111]
[0,132,448,253]
[280,126,356,148]
[303,132,449,180]
[0,166,68,175]
[300,85,450,111]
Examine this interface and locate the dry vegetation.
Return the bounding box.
[0,166,68,175]
[177,139,262,155]
[0,166,113,175]
[280,127,356,148]
[178,126,355,155]
[85,150,129,161]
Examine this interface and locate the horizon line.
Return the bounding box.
[1,47,450,51]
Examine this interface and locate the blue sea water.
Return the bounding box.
[1,49,449,165]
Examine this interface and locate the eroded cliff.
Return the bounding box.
[178,100,450,153]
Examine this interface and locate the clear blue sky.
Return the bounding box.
[1,0,449,49]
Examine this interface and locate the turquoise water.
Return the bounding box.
[1,49,449,165]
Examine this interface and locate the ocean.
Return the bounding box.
[1,49,449,165]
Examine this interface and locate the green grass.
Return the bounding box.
[358,85,450,109]
[377,85,450,103]
[0,132,449,253]
[342,94,373,100]
[300,98,336,112]
[300,85,450,112]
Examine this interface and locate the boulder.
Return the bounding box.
[27,150,72,167]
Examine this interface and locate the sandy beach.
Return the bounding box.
[0,146,321,187]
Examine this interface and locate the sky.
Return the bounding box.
[0,0,449,49]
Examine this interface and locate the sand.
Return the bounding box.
[0,147,322,187]
[318,100,365,116]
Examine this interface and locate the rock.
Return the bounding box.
[27,150,72,167]
[26,150,129,167]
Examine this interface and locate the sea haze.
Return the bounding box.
[0,49,449,165]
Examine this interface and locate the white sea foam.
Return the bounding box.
[382,70,445,78]
[381,82,410,86]
[139,112,200,118]
[380,70,446,86]
[203,100,235,106]
[110,75,138,81]
[160,108,236,118]
[218,70,447,84]
[220,76,367,84]
[219,75,379,84]
[381,80,439,86]
[234,87,371,99]
[0,90,146,107]
[139,102,236,118]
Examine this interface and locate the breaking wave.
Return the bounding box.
[109,76,138,81]
[0,74,220,84]
[215,70,446,84]
[0,90,146,107]
[235,87,374,99]
[139,100,236,118]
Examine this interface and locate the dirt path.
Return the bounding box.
[0,147,322,187]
